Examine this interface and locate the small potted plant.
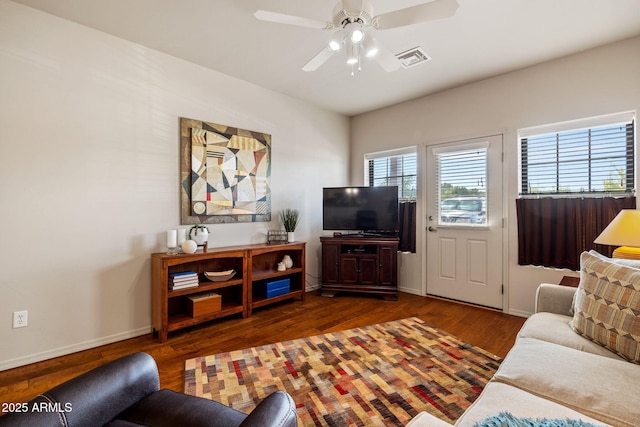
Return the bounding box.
[280,208,299,243]
[189,224,210,247]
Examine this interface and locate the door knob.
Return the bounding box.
[428,226,437,232]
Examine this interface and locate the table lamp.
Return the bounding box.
[594,209,640,259]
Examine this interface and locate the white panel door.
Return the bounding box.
[426,135,503,309]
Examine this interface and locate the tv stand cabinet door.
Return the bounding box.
[321,242,340,284]
[339,256,359,285]
[378,245,397,286]
[358,256,378,285]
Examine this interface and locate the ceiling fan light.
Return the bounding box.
[362,38,378,58]
[328,40,341,52]
[344,22,365,44]
[351,28,364,43]
[327,30,343,52]
[365,46,378,58]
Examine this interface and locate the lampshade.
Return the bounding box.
[594,210,640,247]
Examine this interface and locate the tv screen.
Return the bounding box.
[323,186,399,233]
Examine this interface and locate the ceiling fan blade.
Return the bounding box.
[254,10,333,30]
[302,48,335,72]
[373,0,459,30]
[367,36,402,72]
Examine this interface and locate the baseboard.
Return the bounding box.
[0,326,151,371]
[306,283,321,292]
[508,308,532,318]
[398,286,422,296]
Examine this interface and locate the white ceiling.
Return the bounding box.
[11,0,640,116]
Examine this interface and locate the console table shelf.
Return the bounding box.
[167,303,244,332]
[152,242,306,342]
[167,278,244,297]
[251,267,304,281]
[251,289,305,310]
[248,243,306,316]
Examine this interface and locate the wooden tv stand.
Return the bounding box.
[320,236,398,300]
[151,242,306,342]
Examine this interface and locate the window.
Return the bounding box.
[367,150,417,200]
[520,115,635,196]
[516,113,636,270]
[435,146,487,226]
[365,148,417,252]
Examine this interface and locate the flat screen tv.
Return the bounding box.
[323,186,399,234]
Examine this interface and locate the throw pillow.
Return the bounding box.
[569,252,640,315]
[571,250,640,363]
[473,412,605,427]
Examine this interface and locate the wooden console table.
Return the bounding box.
[151,242,305,342]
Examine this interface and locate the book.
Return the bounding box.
[170,278,198,284]
[171,280,199,289]
[169,271,199,290]
[171,282,199,290]
[169,271,197,279]
[171,277,198,284]
[169,271,198,286]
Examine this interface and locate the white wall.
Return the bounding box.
[0,0,350,369]
[351,35,640,316]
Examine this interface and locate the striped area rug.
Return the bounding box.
[184,317,501,426]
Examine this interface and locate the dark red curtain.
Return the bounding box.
[516,196,636,270]
[399,201,416,253]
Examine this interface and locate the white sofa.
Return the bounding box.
[408,279,640,427]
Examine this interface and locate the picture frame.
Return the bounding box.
[180,117,271,225]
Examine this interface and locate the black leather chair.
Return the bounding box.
[0,352,297,427]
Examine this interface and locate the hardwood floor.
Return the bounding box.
[0,291,526,404]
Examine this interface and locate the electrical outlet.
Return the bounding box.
[13,310,28,328]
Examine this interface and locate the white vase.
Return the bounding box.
[282,255,293,269]
[191,228,209,246]
[287,231,295,243]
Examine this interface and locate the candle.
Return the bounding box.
[167,230,177,248]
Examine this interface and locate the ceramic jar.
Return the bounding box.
[282,255,293,269]
[181,240,198,254]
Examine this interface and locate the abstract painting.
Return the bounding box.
[180,117,271,224]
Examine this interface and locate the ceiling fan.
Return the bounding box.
[254,0,459,75]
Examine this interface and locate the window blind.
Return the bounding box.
[368,152,417,200]
[436,149,487,199]
[435,148,487,225]
[520,121,634,196]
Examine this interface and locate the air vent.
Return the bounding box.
[395,47,432,68]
